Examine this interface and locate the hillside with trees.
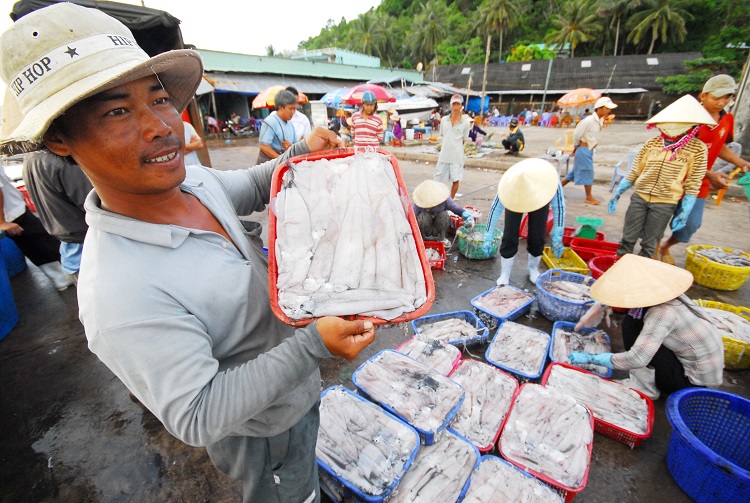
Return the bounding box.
[297,0,749,85]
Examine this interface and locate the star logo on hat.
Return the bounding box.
[64,46,79,58]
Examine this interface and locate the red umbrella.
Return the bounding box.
[341,84,396,105]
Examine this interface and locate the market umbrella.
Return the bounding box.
[341,83,396,105]
[252,85,308,109]
[557,88,601,109]
[321,87,350,108]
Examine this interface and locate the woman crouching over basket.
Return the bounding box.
[570,254,724,400]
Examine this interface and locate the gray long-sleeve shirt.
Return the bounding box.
[78,141,334,447]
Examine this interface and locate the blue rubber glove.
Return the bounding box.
[589,352,614,369]
[482,230,495,254]
[608,179,634,214]
[461,210,475,227]
[551,226,565,258]
[568,351,592,365]
[671,194,696,232]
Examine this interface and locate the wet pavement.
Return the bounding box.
[1,129,749,502]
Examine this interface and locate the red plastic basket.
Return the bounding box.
[519,208,554,239]
[498,383,594,502]
[569,237,619,262]
[423,241,446,270]
[449,205,481,235]
[268,148,435,327]
[588,255,620,279]
[562,227,605,247]
[541,362,655,448]
[448,360,519,453]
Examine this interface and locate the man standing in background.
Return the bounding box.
[286,86,312,141]
[435,94,470,199]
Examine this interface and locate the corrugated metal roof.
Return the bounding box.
[204,72,355,95]
[486,87,648,95]
[198,49,424,83]
[435,53,701,92]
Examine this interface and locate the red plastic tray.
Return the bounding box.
[562,227,605,247]
[540,362,655,448]
[423,241,446,270]
[268,148,435,327]
[570,237,619,262]
[448,360,519,453]
[498,382,594,502]
[519,208,554,239]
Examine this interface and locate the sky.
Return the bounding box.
[0,0,381,95]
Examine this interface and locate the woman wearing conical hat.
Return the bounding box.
[570,254,723,400]
[609,95,715,259]
[412,180,475,247]
[482,158,566,285]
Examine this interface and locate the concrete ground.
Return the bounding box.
[1,124,749,502]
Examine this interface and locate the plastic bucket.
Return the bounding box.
[0,254,19,341]
[405,129,415,140]
[0,237,27,278]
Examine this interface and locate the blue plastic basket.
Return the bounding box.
[666,389,750,503]
[411,310,489,348]
[535,268,596,323]
[352,349,465,445]
[485,321,551,382]
[316,386,420,503]
[0,236,27,278]
[0,255,19,341]
[549,321,612,378]
[470,285,535,331]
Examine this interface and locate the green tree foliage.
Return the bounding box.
[626,0,692,55]
[409,0,451,69]
[437,37,486,64]
[506,44,557,62]
[545,0,602,57]
[478,0,523,63]
[657,58,742,94]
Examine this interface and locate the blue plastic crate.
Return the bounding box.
[485,321,551,382]
[411,310,489,348]
[549,321,612,378]
[0,256,19,341]
[316,386,420,503]
[666,389,750,503]
[352,349,465,445]
[535,268,596,323]
[464,455,563,502]
[470,285,535,331]
[0,236,27,278]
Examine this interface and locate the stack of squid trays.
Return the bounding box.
[410,310,490,348]
[541,363,655,449]
[470,284,536,331]
[549,321,613,378]
[485,321,552,383]
[535,269,596,323]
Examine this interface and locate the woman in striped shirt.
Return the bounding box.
[350,91,383,148]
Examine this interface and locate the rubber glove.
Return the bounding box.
[551,226,565,258]
[482,230,495,254]
[461,210,475,228]
[608,179,634,214]
[568,351,593,365]
[671,194,696,232]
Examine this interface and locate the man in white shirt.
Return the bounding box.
[182,121,203,166]
[561,97,618,205]
[434,94,471,199]
[285,87,312,141]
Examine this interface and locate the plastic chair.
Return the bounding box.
[560,115,572,128]
[549,115,559,127]
[609,153,637,192]
[555,129,575,154]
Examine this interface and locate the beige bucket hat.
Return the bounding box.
[590,254,694,308]
[702,74,737,98]
[497,158,559,213]
[645,95,717,127]
[0,3,203,155]
[413,180,450,208]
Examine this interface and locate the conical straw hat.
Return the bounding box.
[590,254,693,308]
[645,95,716,127]
[412,180,450,208]
[497,158,559,213]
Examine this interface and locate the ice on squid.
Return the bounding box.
[448,360,518,450]
[462,455,563,503]
[486,321,550,376]
[499,384,593,489]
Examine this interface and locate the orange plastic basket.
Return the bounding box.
[268,148,435,327]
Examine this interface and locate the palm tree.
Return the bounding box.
[347,9,387,58]
[409,0,449,72]
[478,0,523,63]
[597,0,641,56]
[545,0,602,58]
[626,0,692,55]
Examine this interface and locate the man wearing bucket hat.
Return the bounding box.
[569,254,723,399]
[435,94,471,199]
[350,90,383,147]
[609,95,712,259]
[412,179,474,247]
[0,4,376,502]
[482,158,566,285]
[657,75,750,265]
[561,96,618,205]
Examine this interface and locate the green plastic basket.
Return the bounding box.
[738,172,750,200]
[457,224,502,260]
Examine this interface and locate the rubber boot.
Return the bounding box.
[39,262,74,291]
[616,367,660,400]
[496,257,515,285]
[528,254,542,284]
